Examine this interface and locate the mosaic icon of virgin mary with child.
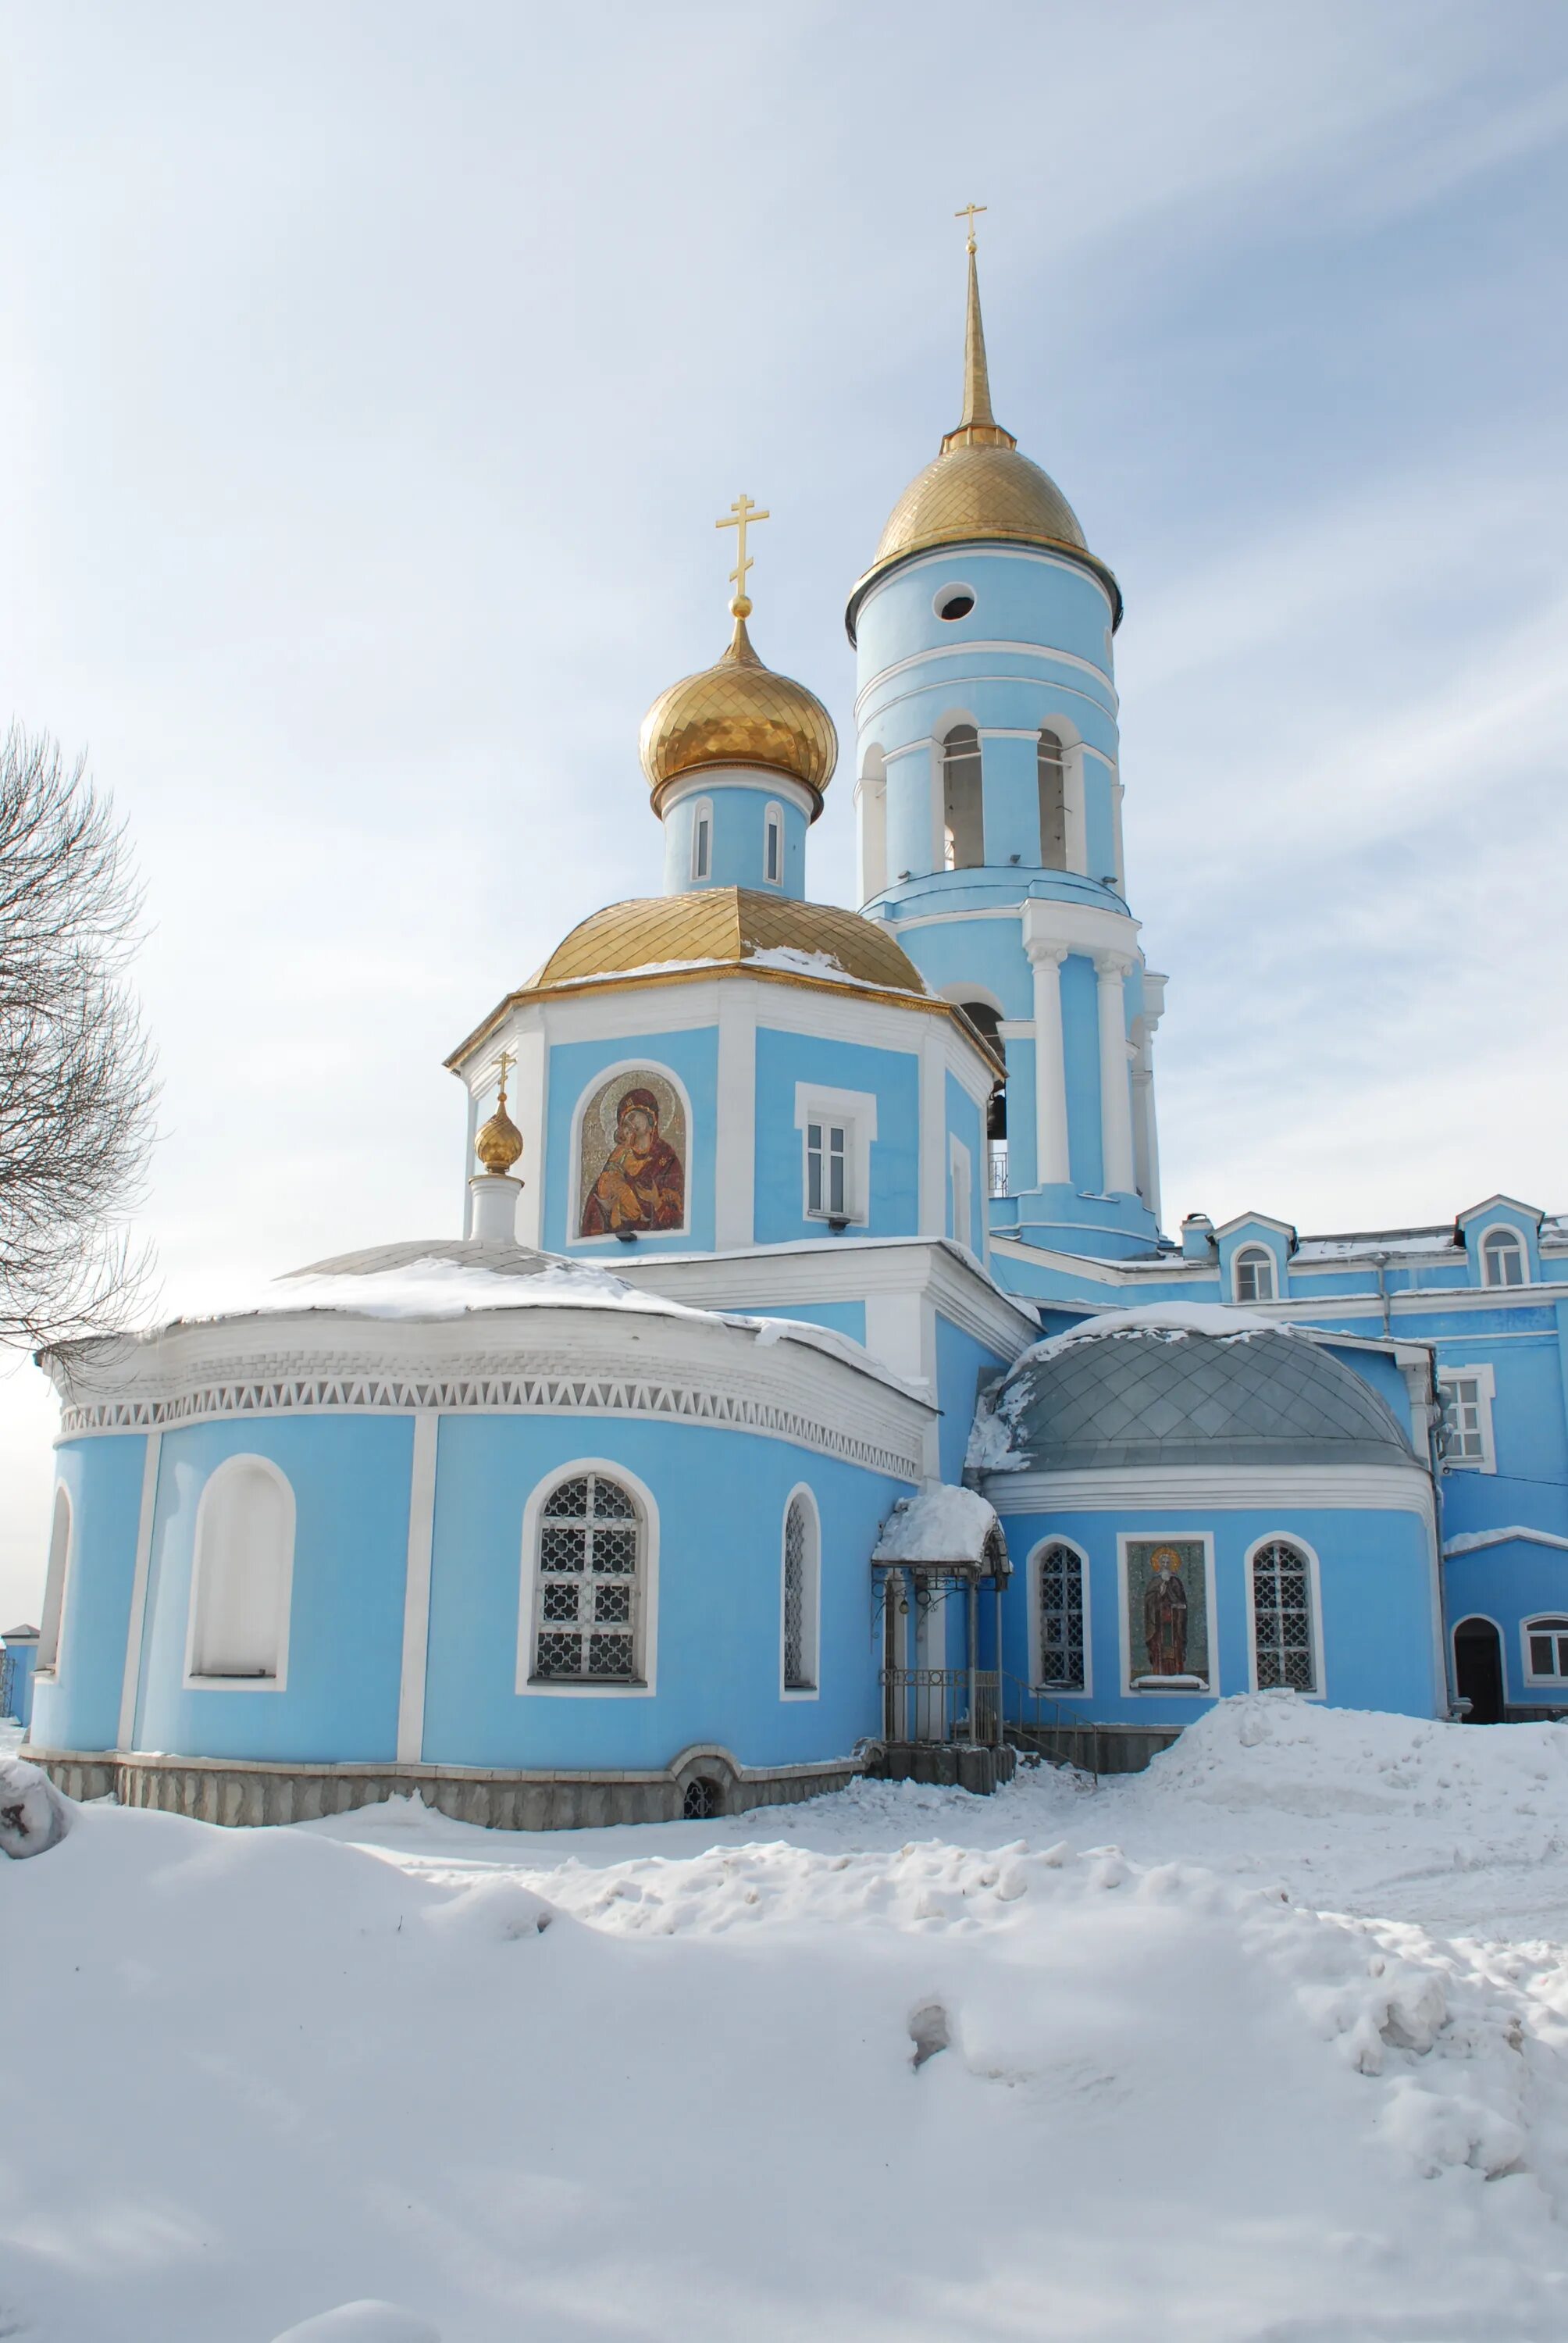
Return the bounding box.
[581,1086,685,1236]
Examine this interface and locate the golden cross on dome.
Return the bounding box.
[493,1048,515,1105]
[717,492,769,615]
[954,201,987,253]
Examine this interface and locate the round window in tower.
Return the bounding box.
[935,585,975,622]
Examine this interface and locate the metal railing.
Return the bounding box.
[987,1142,1009,1197]
[879,1666,1000,1747]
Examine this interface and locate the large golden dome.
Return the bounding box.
[640,612,837,817]
[529,888,926,997]
[846,244,1121,637]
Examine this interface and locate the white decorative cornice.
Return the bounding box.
[982,1462,1434,1519]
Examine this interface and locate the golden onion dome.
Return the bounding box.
[639,609,837,818]
[474,1068,524,1174]
[846,242,1121,639]
[528,888,929,1000]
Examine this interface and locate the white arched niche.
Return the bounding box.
[186,1456,296,1686]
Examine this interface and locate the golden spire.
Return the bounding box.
[943,208,1016,455]
[474,1048,523,1175]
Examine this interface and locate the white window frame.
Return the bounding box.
[35,1484,74,1678]
[184,1454,295,1691]
[949,1134,975,1254]
[690,797,713,883]
[1116,1531,1218,1697]
[517,1460,659,1697]
[779,1483,821,1699]
[1028,1535,1091,1695]
[763,801,785,889]
[1521,1615,1568,1691]
[1243,1532,1324,1699]
[793,1082,877,1229]
[1233,1245,1276,1304]
[1478,1223,1528,1288]
[1437,1361,1496,1472]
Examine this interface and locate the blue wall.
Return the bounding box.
[661,785,808,900]
[1446,1538,1568,1709]
[990,1502,1441,1726]
[752,1027,919,1244]
[28,1436,147,1755]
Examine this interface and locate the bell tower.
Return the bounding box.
[847,218,1165,1261]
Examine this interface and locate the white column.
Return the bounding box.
[1095,954,1137,1195]
[397,1410,440,1765]
[1131,1035,1162,1223]
[1028,945,1071,1187]
[116,1429,162,1751]
[469,1174,522,1243]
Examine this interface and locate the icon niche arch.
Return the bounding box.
[572,1062,692,1241]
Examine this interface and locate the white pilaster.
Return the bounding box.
[396,1410,440,1765]
[918,1028,947,1236]
[116,1428,162,1750]
[1027,944,1071,1186]
[1095,954,1137,1196]
[713,988,756,1250]
[1131,1053,1162,1222]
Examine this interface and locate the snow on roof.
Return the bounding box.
[1443,1525,1568,1557]
[1010,1300,1285,1372]
[871,1486,1009,1571]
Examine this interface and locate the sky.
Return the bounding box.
[1,0,1565,1620]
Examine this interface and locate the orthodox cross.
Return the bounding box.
[493,1048,515,1107]
[954,201,987,253]
[717,492,769,611]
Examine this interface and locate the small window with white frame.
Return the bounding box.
[1438,1364,1496,1471]
[1481,1226,1527,1287]
[764,801,784,887]
[691,799,713,883]
[795,1084,876,1229]
[1033,1540,1087,1691]
[781,1489,820,1693]
[1249,1537,1318,1694]
[1524,1617,1568,1685]
[1233,1246,1275,1303]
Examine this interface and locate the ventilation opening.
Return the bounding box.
[682,1777,722,1820]
[937,591,974,622]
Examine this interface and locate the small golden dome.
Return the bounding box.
[639,610,837,817]
[847,244,1121,637]
[529,888,929,999]
[474,1094,523,1174]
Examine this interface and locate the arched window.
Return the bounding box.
[782,1490,819,1692]
[1038,730,1066,868]
[532,1471,645,1683]
[1481,1228,1526,1288]
[690,799,713,883]
[189,1458,294,1682]
[1524,1617,1568,1682]
[1250,1539,1317,1693]
[941,726,984,870]
[1035,1542,1085,1689]
[1234,1246,1275,1303]
[36,1485,73,1674]
[764,802,784,887]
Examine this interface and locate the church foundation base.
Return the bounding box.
[868,1741,1017,1794]
[1011,1722,1183,1776]
[23,1746,861,1831]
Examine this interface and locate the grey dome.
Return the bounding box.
[988,1326,1417,1473]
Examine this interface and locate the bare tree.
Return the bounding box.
[0,725,158,1350]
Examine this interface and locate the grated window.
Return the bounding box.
[533,1472,643,1682]
[1252,1539,1316,1692]
[1036,1543,1085,1689]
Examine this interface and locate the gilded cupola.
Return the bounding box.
[846,223,1121,639]
[640,495,837,818]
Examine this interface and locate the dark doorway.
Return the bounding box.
[1454,1617,1505,1723]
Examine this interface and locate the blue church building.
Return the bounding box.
[23,234,1568,1823]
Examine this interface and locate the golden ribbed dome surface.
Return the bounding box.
[530,889,928,998]
[874,440,1087,566]
[640,614,837,811]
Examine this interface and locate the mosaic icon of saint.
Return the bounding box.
[581,1086,685,1236]
[1143,1545,1189,1676]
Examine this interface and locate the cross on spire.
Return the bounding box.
[954,201,987,254]
[717,492,769,616]
[494,1048,515,1107]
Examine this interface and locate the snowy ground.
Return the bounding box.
[8,1697,1568,2341]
